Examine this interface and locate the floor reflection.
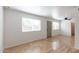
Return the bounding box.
[52,40,59,50]
[4,35,76,53]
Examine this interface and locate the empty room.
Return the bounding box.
[0,6,79,53]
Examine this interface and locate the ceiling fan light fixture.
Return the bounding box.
[64,17,72,20]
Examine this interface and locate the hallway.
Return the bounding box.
[4,35,77,53]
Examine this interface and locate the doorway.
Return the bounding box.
[71,23,75,36]
[47,21,52,38]
[70,22,75,47]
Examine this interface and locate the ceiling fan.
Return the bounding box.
[64,17,72,20]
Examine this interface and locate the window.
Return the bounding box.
[22,17,41,32]
[52,22,59,30]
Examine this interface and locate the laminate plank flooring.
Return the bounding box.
[4,35,78,53]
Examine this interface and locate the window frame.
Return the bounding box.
[52,21,59,30]
[22,17,41,32]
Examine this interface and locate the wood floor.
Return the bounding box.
[4,35,79,53]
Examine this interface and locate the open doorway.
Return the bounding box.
[47,20,60,38]
[71,23,75,36]
[70,22,75,47]
[47,21,52,38]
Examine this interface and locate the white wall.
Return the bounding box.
[4,8,48,48]
[0,7,3,52]
[60,20,71,36]
[72,7,79,48]
[75,16,79,48]
[75,14,79,48]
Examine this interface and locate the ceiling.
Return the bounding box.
[8,6,77,20]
